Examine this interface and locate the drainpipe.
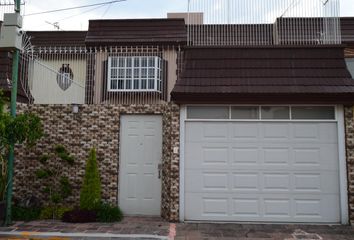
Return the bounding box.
[5,0,21,226]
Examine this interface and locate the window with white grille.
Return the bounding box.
[108,56,163,92]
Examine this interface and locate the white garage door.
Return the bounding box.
[184,106,341,223]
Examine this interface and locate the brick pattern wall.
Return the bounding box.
[14,104,180,221]
[345,106,354,224]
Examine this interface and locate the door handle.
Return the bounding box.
[158,163,162,179]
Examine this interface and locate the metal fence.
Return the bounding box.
[20,45,180,105]
[187,0,341,46]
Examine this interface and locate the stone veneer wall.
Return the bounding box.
[345,106,354,225]
[14,104,180,221]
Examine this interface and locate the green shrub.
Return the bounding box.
[39,154,49,164]
[35,169,52,179]
[12,206,41,221]
[80,148,101,210]
[55,145,74,165]
[35,144,74,212]
[60,176,72,198]
[40,206,73,220]
[96,203,123,222]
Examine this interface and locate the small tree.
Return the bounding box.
[80,148,101,210]
[0,90,43,202]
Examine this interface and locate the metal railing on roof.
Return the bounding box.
[187,0,341,46]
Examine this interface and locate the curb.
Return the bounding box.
[0,231,169,239]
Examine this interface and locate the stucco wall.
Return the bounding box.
[29,59,86,104]
[14,104,180,221]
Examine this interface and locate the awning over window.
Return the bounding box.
[171,46,354,104]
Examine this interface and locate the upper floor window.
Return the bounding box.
[108,56,163,92]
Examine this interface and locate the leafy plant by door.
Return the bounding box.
[35,144,75,219]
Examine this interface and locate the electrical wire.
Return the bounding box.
[24,0,126,16]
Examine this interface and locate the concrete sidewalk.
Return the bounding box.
[0,217,353,240]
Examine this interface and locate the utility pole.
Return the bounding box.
[5,0,21,226]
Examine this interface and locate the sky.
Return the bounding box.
[10,0,354,30]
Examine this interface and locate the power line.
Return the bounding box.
[24,0,126,16]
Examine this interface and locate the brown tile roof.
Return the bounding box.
[85,18,187,46]
[26,31,87,47]
[188,24,274,45]
[341,17,354,44]
[171,46,354,104]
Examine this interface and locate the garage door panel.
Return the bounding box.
[186,170,338,195]
[186,122,229,142]
[292,144,338,170]
[185,193,340,222]
[262,123,290,140]
[185,121,340,223]
[185,143,230,168]
[231,123,260,140]
[292,123,338,143]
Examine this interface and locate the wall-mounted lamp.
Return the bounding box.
[72,103,80,114]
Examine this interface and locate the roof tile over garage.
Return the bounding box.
[171,46,354,104]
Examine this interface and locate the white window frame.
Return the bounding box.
[185,105,337,122]
[107,56,163,92]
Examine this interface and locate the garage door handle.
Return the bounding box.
[158,163,162,179]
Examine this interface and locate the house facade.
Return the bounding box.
[1,13,354,224]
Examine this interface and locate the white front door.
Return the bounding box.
[119,115,162,216]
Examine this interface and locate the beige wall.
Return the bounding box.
[29,59,86,104]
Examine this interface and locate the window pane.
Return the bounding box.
[261,106,290,119]
[111,68,117,78]
[141,79,147,89]
[292,106,335,120]
[141,57,148,67]
[187,106,229,119]
[133,69,139,78]
[134,58,140,67]
[126,80,132,89]
[148,68,155,78]
[133,79,139,89]
[231,106,259,119]
[118,69,125,78]
[111,57,117,67]
[126,69,132,78]
[126,58,132,67]
[148,79,155,89]
[111,80,117,90]
[117,80,124,89]
[141,68,147,78]
[118,58,125,67]
[148,57,155,67]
